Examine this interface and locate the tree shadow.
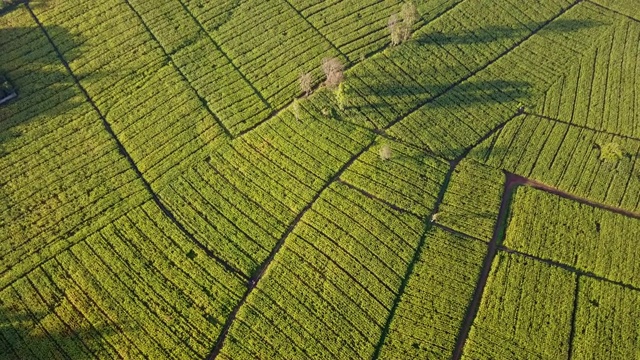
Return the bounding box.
[0,18,95,265]
[339,18,604,115]
[350,77,533,109]
[1,305,129,359]
[0,22,89,226]
[0,21,89,154]
[416,19,605,46]
[339,75,533,128]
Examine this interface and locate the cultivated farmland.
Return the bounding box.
[1,0,639,359]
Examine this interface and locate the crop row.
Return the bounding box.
[437,159,505,241]
[290,0,401,61]
[157,89,375,275]
[592,0,640,20]
[338,0,580,134]
[181,0,341,111]
[32,0,227,185]
[463,252,577,359]
[506,186,640,288]
[292,0,406,60]
[378,227,487,359]
[0,6,150,290]
[340,137,450,217]
[0,200,246,359]
[218,182,426,359]
[463,249,640,359]
[535,18,640,138]
[572,276,640,359]
[472,114,640,213]
[386,1,616,158]
[125,0,273,135]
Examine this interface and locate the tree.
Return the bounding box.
[400,2,418,28]
[389,1,419,45]
[431,212,439,223]
[598,141,625,164]
[379,144,392,160]
[321,57,344,89]
[292,99,301,121]
[388,14,402,46]
[299,72,313,97]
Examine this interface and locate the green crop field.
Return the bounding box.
[1,0,639,358]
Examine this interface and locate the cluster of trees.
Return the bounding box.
[298,56,345,97]
[298,1,419,98]
[294,2,418,157]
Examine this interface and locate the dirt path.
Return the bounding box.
[510,172,640,220]
[451,172,520,359]
[206,139,376,360]
[451,169,640,358]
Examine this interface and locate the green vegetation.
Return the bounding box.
[340,138,449,217]
[573,277,640,359]
[535,17,640,138]
[1,0,639,358]
[437,159,505,241]
[219,182,426,359]
[463,252,576,359]
[472,114,640,213]
[597,141,625,163]
[379,228,486,359]
[506,187,640,288]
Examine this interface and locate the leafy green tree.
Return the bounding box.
[299,72,313,97]
[389,1,419,45]
[388,14,402,46]
[598,141,625,164]
[379,144,392,160]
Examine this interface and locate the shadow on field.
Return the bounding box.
[347,18,604,112]
[352,78,534,110]
[0,305,126,358]
[417,18,605,46]
[0,21,86,214]
[0,23,86,155]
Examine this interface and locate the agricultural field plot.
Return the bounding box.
[459,185,640,359]
[2,0,640,358]
[462,252,577,359]
[505,187,640,288]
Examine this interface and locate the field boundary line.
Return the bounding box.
[431,223,487,244]
[206,137,377,360]
[25,3,248,281]
[281,0,348,60]
[524,112,640,142]
[370,109,522,358]
[586,0,640,23]
[379,0,585,138]
[451,171,518,359]
[119,0,232,137]
[500,247,640,293]
[336,179,423,218]
[510,172,640,220]
[171,0,272,113]
[370,156,456,359]
[233,0,469,139]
